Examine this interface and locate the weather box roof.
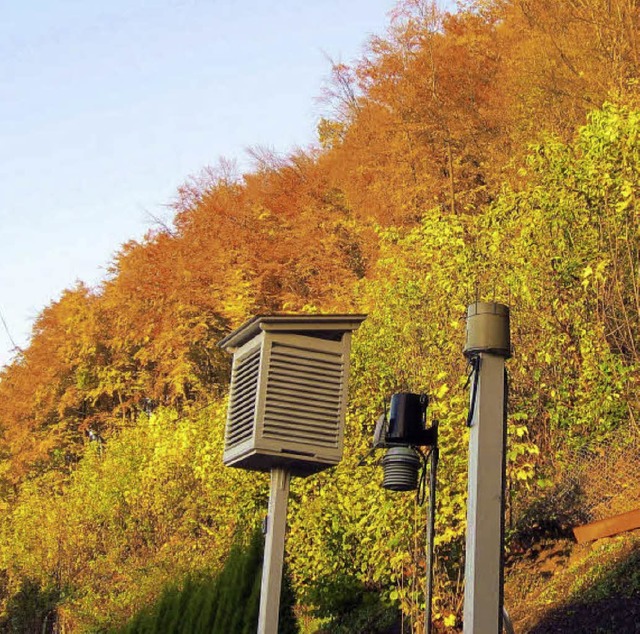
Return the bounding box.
[218,314,367,351]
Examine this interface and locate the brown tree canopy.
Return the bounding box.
[2,0,639,490]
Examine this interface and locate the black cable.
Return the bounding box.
[415,447,430,506]
[465,355,481,427]
[356,445,378,467]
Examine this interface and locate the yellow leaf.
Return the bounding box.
[436,383,449,399]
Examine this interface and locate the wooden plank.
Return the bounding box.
[573,508,640,543]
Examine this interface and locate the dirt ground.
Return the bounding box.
[504,529,640,633]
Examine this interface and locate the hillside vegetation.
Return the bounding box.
[1,1,639,631]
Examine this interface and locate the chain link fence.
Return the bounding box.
[556,429,640,524]
[509,427,640,536]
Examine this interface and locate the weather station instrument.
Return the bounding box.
[219,314,365,634]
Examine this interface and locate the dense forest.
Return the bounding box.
[1,0,639,631]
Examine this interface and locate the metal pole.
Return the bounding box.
[425,442,439,634]
[462,303,510,634]
[258,467,291,634]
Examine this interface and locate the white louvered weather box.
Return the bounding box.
[218,314,366,476]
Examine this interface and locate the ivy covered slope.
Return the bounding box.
[1,1,640,632]
[288,104,640,631]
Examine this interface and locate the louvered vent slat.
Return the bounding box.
[262,413,337,432]
[269,370,342,388]
[269,352,340,369]
[267,387,340,406]
[263,343,344,449]
[269,360,342,379]
[261,373,340,393]
[265,399,340,418]
[263,425,337,447]
[234,359,260,383]
[268,382,337,397]
[226,348,261,450]
[264,406,338,426]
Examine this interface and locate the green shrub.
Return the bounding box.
[306,576,398,634]
[115,529,298,634]
[0,578,60,634]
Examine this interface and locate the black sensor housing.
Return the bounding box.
[386,392,436,447]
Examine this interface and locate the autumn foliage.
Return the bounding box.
[1,1,640,631]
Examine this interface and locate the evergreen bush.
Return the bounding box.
[115,529,298,634]
[0,579,59,634]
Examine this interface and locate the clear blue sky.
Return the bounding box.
[0,0,454,368]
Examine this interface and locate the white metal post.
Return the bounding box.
[463,302,510,634]
[464,353,506,633]
[258,467,291,634]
